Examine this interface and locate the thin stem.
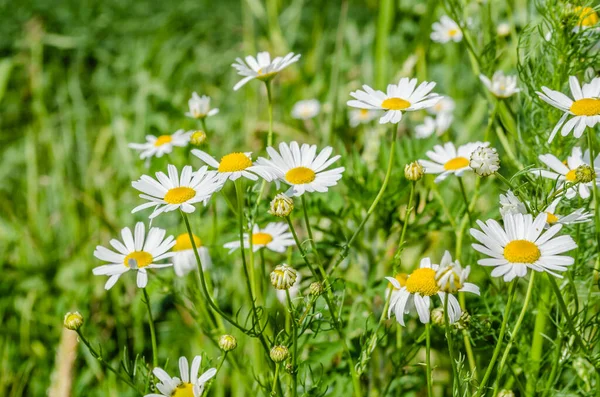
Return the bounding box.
[586,128,600,266]
[425,322,433,397]
[300,195,325,277]
[393,181,415,272]
[457,178,473,227]
[205,352,228,395]
[265,80,274,148]
[200,117,208,135]
[444,294,460,396]
[286,290,298,397]
[142,288,158,368]
[547,274,587,351]
[271,363,280,396]
[483,100,499,143]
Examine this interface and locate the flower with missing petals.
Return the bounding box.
[480,72,520,98]
[232,51,301,91]
[185,92,219,119]
[470,146,500,176]
[270,264,298,290]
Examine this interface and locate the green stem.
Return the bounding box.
[444,294,460,396]
[526,276,550,395]
[286,290,298,397]
[457,178,473,227]
[393,181,415,272]
[483,100,499,143]
[142,288,158,368]
[265,80,274,148]
[200,117,208,135]
[205,352,228,395]
[425,322,433,397]
[547,274,588,352]
[271,363,280,396]
[586,128,600,267]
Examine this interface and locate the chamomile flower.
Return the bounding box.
[92,223,175,290]
[129,130,191,160]
[349,108,380,127]
[132,165,224,219]
[470,213,577,281]
[431,16,463,43]
[480,71,521,98]
[428,96,455,115]
[256,141,344,197]
[172,233,212,277]
[499,190,527,218]
[232,51,301,91]
[435,251,480,322]
[191,150,268,182]
[347,78,442,124]
[415,113,453,139]
[537,76,600,142]
[573,6,599,31]
[147,356,216,397]
[419,141,490,183]
[542,198,593,226]
[185,93,219,119]
[223,222,295,254]
[291,99,321,120]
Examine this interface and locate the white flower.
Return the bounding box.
[349,108,380,127]
[533,146,600,199]
[185,93,219,119]
[430,16,463,43]
[223,222,295,254]
[172,233,212,277]
[92,223,174,290]
[470,213,577,281]
[232,51,301,91]
[419,141,490,183]
[497,22,511,37]
[435,251,480,322]
[499,190,527,218]
[147,356,217,397]
[537,76,600,142]
[132,165,224,219]
[256,141,344,197]
[428,96,455,115]
[480,71,520,98]
[542,198,593,226]
[470,146,500,176]
[129,130,191,160]
[191,150,269,183]
[347,78,442,124]
[276,273,302,304]
[291,99,320,120]
[415,113,453,139]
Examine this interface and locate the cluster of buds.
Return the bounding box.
[269,193,294,217]
[270,264,298,290]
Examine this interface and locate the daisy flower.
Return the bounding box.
[534,146,600,199]
[232,51,301,91]
[536,76,600,142]
[128,130,191,160]
[499,190,527,218]
[349,108,380,127]
[185,92,219,119]
[480,71,520,98]
[92,222,175,290]
[415,113,453,139]
[470,213,577,281]
[223,222,295,254]
[573,6,599,31]
[256,141,344,197]
[435,251,480,322]
[419,141,489,183]
[431,16,463,43]
[347,78,442,124]
[132,165,224,219]
[172,233,212,277]
[427,96,455,115]
[542,198,593,226]
[291,99,321,120]
[147,355,217,397]
[191,150,269,182]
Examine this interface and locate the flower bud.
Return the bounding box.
[470,146,500,176]
[575,164,596,183]
[268,194,294,217]
[270,345,289,363]
[404,161,424,181]
[454,311,471,330]
[497,390,515,397]
[190,130,207,146]
[431,308,445,326]
[270,264,298,290]
[218,334,238,352]
[63,312,84,331]
[309,282,324,296]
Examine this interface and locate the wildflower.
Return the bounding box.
[415,113,453,139]
[499,190,527,218]
[268,193,294,217]
[128,130,191,160]
[92,223,175,290]
[63,312,84,331]
[428,96,455,115]
[172,233,212,277]
[404,161,424,181]
[542,198,592,226]
[470,213,577,281]
[148,356,217,397]
[537,76,600,142]
[223,222,295,253]
[270,264,298,290]
[435,251,480,323]
[430,16,463,43]
[270,345,289,363]
[276,273,301,304]
[190,131,207,146]
[470,146,500,176]
[497,22,511,37]
[419,141,490,183]
[574,6,599,31]
[185,92,219,119]
[232,51,301,91]
[132,165,223,219]
[480,71,520,98]
[349,108,380,127]
[256,141,344,197]
[218,335,238,352]
[347,78,442,124]
[191,150,269,183]
[291,99,320,120]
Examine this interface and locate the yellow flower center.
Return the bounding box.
[360,109,369,116]
[389,273,408,290]
[546,212,559,224]
[444,156,470,171]
[252,232,273,245]
[174,233,202,251]
[570,98,600,116]
[405,268,439,296]
[171,382,194,397]
[381,97,411,111]
[285,167,316,184]
[123,251,153,268]
[503,240,541,263]
[154,135,173,147]
[218,152,253,173]
[576,6,599,27]
[565,169,577,182]
[164,187,196,204]
[449,28,459,37]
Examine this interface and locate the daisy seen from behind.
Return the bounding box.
[431,16,463,43]
[347,77,442,124]
[93,222,175,290]
[232,51,301,91]
[129,129,191,161]
[146,355,217,397]
[470,212,577,281]
[480,71,520,98]
[224,222,295,254]
[132,165,224,219]
[186,92,219,119]
[191,149,270,183]
[419,141,489,183]
[172,233,212,277]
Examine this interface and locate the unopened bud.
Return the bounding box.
[497,390,515,397]
[269,194,294,217]
[63,312,84,331]
[431,308,445,326]
[270,264,297,290]
[270,345,289,363]
[404,161,424,181]
[218,334,238,352]
[454,311,471,330]
[190,130,207,146]
[309,282,324,296]
[575,164,596,183]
